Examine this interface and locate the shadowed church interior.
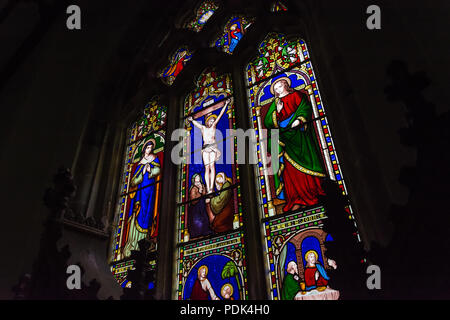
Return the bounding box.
[1,0,450,300]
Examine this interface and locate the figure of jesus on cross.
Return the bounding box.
[188,98,231,194]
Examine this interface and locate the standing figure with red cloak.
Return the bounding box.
[228,23,243,53]
[190,265,220,300]
[161,48,192,83]
[264,77,326,213]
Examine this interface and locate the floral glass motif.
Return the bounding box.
[159,47,193,86]
[110,98,166,287]
[271,1,288,12]
[185,0,219,32]
[246,33,360,299]
[214,16,254,54]
[174,69,248,300]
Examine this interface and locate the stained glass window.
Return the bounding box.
[213,16,254,55]
[110,97,166,287]
[271,1,288,12]
[185,0,219,32]
[174,69,248,300]
[246,33,360,299]
[158,47,194,86]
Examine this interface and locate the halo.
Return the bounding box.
[304,250,318,262]
[132,137,157,162]
[205,113,218,123]
[215,172,228,184]
[144,138,156,148]
[191,172,202,181]
[197,265,208,278]
[231,249,241,258]
[270,76,292,95]
[190,173,204,188]
[221,283,234,296]
[142,138,156,156]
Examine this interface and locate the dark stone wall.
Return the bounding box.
[315,0,450,204]
[0,0,157,298]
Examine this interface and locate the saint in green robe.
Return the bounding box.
[281,273,301,300]
[264,90,326,211]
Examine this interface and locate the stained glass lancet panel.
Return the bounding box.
[271,1,288,12]
[110,98,166,288]
[213,16,254,55]
[174,69,248,300]
[158,47,194,86]
[185,0,219,32]
[246,33,360,299]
